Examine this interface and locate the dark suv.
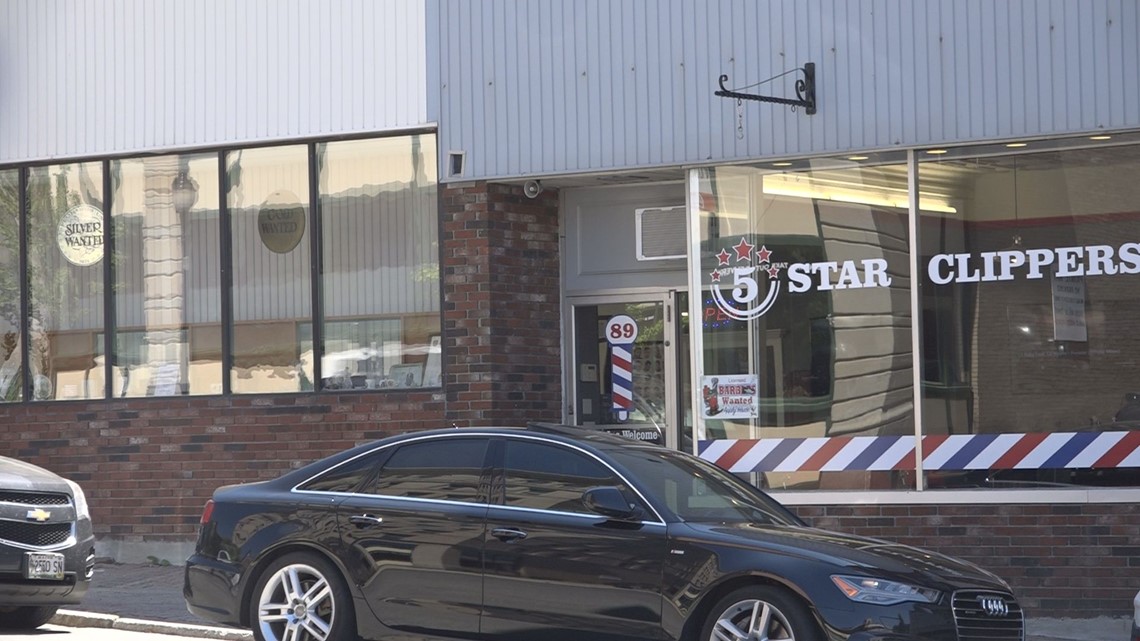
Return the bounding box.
[0,456,95,630]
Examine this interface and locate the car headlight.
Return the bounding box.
[65,479,90,520]
[831,575,941,606]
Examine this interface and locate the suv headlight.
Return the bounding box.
[831,575,941,606]
[65,479,90,520]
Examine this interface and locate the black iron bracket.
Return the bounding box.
[715,62,816,115]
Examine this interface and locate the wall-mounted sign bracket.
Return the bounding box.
[715,63,816,115]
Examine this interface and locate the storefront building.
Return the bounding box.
[2,0,1138,619]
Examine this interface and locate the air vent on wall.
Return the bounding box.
[635,206,686,261]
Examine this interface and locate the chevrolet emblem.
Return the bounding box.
[26,508,51,523]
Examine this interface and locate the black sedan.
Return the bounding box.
[0,455,95,630]
[184,424,1024,641]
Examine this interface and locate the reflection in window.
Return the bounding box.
[0,171,20,401]
[367,439,487,502]
[317,136,440,390]
[697,160,914,490]
[920,144,1140,488]
[27,163,106,401]
[300,453,384,493]
[502,440,618,513]
[227,146,311,393]
[112,155,222,396]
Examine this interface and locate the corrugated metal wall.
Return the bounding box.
[0,0,429,164]
[432,0,1140,180]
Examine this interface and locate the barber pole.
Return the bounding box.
[606,315,638,419]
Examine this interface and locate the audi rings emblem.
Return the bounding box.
[977,595,1009,617]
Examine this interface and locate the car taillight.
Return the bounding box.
[199,499,215,525]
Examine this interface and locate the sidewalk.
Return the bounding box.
[52,561,249,639]
[56,561,1129,640]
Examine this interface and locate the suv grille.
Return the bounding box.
[0,491,71,506]
[952,590,1024,641]
[0,520,73,547]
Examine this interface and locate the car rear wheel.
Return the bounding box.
[699,585,820,641]
[0,605,59,630]
[250,552,355,641]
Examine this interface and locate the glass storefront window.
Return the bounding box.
[920,140,1140,488]
[317,135,440,390]
[0,170,20,401]
[26,162,106,400]
[695,155,915,490]
[227,145,312,393]
[112,154,222,396]
[0,132,442,403]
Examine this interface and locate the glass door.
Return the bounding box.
[568,293,690,451]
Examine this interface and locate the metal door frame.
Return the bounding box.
[563,290,682,450]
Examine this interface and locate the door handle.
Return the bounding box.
[349,514,384,527]
[491,527,528,542]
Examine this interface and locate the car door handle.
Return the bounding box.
[349,514,384,528]
[491,527,528,542]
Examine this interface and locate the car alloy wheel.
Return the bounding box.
[702,586,820,641]
[252,553,353,641]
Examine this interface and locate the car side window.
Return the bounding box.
[298,452,385,493]
[364,438,488,503]
[501,440,626,514]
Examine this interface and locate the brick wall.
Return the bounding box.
[795,502,1139,619]
[3,393,445,543]
[441,181,563,426]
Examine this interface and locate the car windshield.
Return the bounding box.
[609,448,802,525]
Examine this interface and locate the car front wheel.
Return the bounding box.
[699,585,821,641]
[0,605,59,630]
[250,552,355,641]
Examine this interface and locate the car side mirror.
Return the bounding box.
[582,486,641,521]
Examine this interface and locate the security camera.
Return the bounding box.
[523,180,543,199]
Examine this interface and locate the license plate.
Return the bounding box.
[24,552,65,580]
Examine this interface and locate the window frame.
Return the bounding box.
[487,435,667,524]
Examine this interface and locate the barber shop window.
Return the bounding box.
[919,136,1140,488]
[695,154,915,491]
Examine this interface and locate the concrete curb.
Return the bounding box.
[47,608,1129,641]
[52,610,252,639]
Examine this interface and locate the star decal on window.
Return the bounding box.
[733,237,755,262]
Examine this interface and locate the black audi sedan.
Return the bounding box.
[184,425,1024,641]
[0,455,95,630]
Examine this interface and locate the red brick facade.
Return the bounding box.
[441,181,563,426]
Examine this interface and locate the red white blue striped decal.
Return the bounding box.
[610,343,634,411]
[698,431,1140,473]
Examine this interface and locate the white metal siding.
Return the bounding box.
[432,0,1140,180]
[0,0,429,164]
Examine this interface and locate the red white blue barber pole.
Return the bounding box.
[606,315,638,421]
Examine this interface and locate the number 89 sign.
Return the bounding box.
[606,315,637,415]
[605,315,638,345]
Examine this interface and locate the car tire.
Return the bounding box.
[249,551,355,641]
[699,585,821,641]
[0,605,59,630]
